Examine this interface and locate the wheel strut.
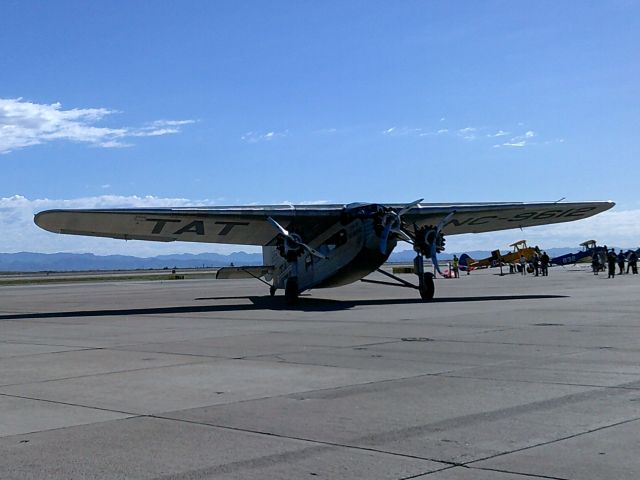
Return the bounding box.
[415,254,435,301]
[284,277,299,305]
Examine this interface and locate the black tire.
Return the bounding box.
[285,278,299,305]
[419,272,435,301]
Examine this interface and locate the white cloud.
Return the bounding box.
[241,130,289,143]
[381,123,564,151]
[419,128,449,137]
[0,98,195,154]
[457,127,477,141]
[1,196,634,257]
[292,200,329,205]
[494,130,537,148]
[488,130,509,138]
[382,126,423,136]
[313,128,338,134]
[385,126,451,137]
[381,122,563,151]
[497,141,526,148]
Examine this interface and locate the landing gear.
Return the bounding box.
[414,254,434,301]
[362,254,436,301]
[284,278,299,305]
[419,272,435,300]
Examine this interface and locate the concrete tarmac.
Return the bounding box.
[0,265,639,479]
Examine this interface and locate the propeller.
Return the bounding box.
[424,211,455,276]
[267,217,328,260]
[378,199,423,254]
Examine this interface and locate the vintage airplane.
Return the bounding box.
[34,200,614,304]
[460,239,541,271]
[551,239,607,266]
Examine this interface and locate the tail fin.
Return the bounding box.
[459,253,475,270]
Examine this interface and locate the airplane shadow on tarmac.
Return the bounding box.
[0,294,567,319]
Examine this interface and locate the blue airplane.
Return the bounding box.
[550,240,606,266]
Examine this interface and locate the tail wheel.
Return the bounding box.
[419,272,435,301]
[285,278,299,305]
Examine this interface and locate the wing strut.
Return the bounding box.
[361,268,420,289]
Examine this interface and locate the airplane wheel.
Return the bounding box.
[419,272,435,301]
[285,278,299,305]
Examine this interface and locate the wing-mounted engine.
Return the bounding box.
[410,211,455,276]
[413,224,446,258]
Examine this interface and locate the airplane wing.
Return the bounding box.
[404,201,615,235]
[34,205,343,246]
[34,201,614,245]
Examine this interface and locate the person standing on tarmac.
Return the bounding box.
[452,255,460,278]
[532,253,540,276]
[617,250,626,275]
[592,254,600,275]
[519,255,527,275]
[607,250,617,278]
[540,252,550,276]
[628,251,638,275]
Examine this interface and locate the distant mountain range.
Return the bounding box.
[0,248,587,273]
[0,252,263,272]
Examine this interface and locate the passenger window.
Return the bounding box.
[323,229,347,252]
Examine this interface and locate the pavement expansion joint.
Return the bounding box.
[466,465,571,480]
[0,356,215,387]
[150,413,459,467]
[332,390,640,452]
[396,464,461,480]
[0,339,104,348]
[443,337,619,349]
[0,391,139,418]
[110,345,234,359]
[464,417,640,468]
[433,372,640,390]
[0,346,100,361]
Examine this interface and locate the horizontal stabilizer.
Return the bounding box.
[216,266,273,280]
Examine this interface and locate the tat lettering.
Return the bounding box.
[174,221,205,235]
[146,218,180,234]
[215,221,250,235]
[147,218,205,235]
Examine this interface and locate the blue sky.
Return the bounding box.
[1,1,638,255]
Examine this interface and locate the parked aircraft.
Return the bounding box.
[460,239,540,271]
[550,240,606,266]
[35,200,614,304]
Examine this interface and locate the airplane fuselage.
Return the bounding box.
[265,217,396,292]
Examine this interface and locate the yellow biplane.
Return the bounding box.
[461,240,541,271]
